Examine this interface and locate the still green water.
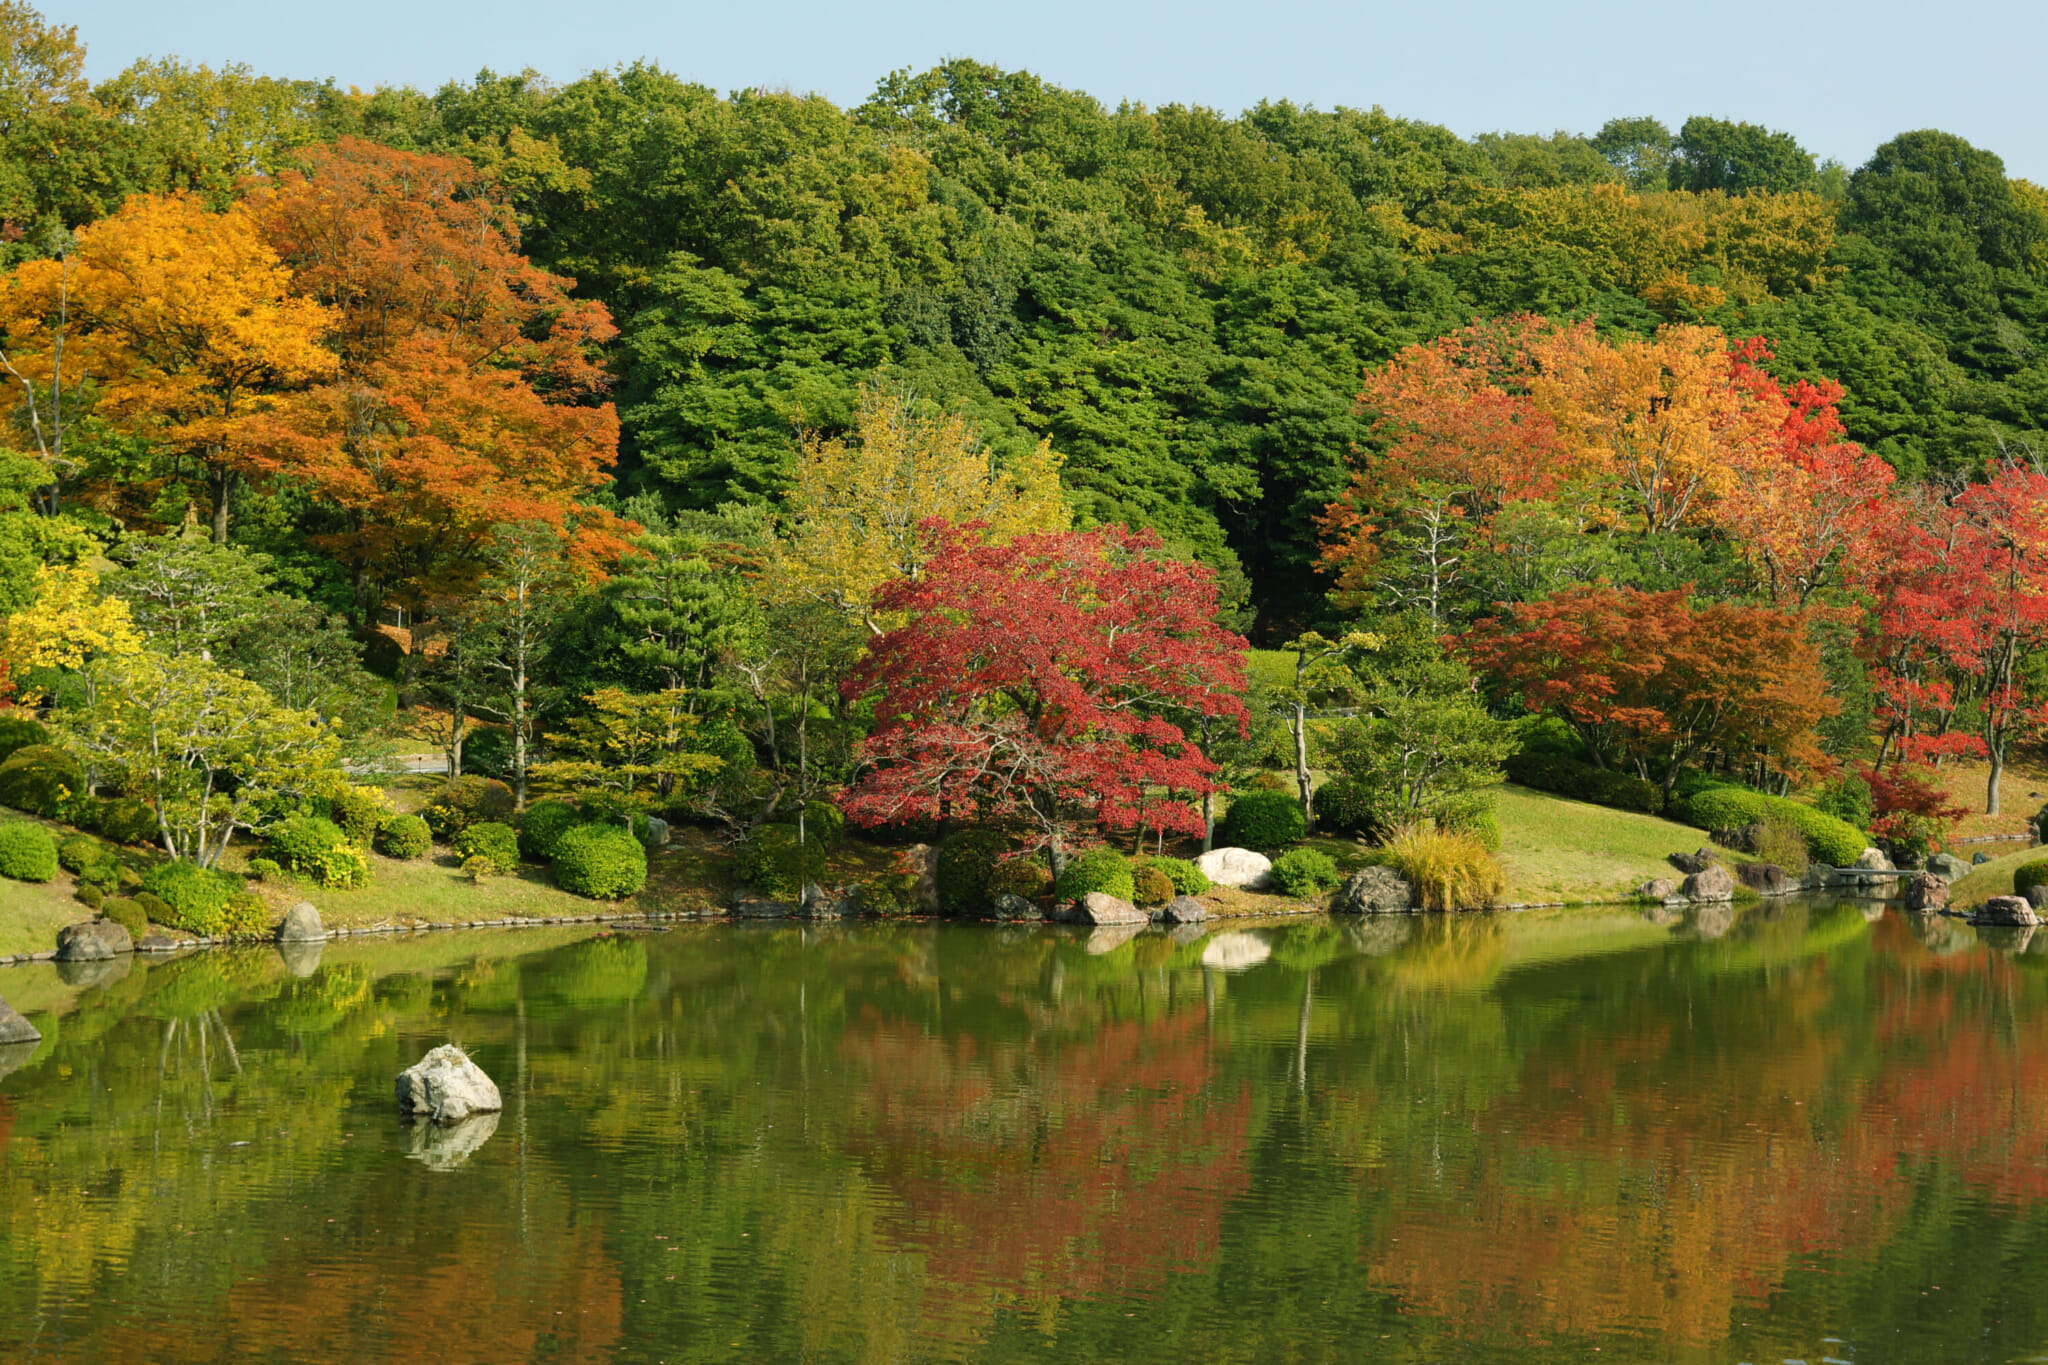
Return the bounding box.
[0,902,2045,1364]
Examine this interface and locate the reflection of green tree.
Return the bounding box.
[271,963,371,1036]
[536,935,648,1006]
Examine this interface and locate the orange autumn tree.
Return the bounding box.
[245,139,626,612]
[0,192,336,540]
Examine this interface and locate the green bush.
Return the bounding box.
[75,882,104,910]
[1681,789,1866,866]
[936,829,1011,915]
[1505,751,1663,815]
[221,893,270,941]
[57,834,102,874]
[141,862,243,935]
[134,890,171,923]
[454,821,520,874]
[1141,856,1210,896]
[100,896,146,941]
[312,844,371,889]
[553,823,649,899]
[802,800,846,845]
[99,797,160,846]
[1131,865,1174,906]
[852,875,917,918]
[79,860,121,892]
[374,813,432,860]
[2014,861,2048,896]
[327,788,387,848]
[987,856,1053,901]
[461,726,511,778]
[1053,847,1134,902]
[1312,775,1392,839]
[462,854,500,882]
[0,743,82,818]
[1270,847,1341,898]
[0,712,49,762]
[1441,800,1502,853]
[732,823,826,899]
[247,856,282,881]
[267,816,353,878]
[517,800,582,860]
[1813,773,1875,830]
[0,822,56,881]
[1219,790,1307,851]
[422,776,516,836]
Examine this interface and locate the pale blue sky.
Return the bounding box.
[53,0,2048,180]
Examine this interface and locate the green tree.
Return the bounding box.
[1668,116,1816,194]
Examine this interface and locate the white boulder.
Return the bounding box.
[395,1044,503,1125]
[1196,847,1273,890]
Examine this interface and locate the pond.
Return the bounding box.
[1,901,2045,1364]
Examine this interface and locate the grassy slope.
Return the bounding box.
[1493,783,1739,904]
[1945,845,2048,905]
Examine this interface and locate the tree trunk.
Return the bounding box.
[211,464,233,545]
[1292,701,1313,825]
[512,676,527,811]
[1201,791,1215,853]
[1988,746,2004,815]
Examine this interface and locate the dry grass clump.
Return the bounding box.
[1383,822,1507,911]
[1752,816,1810,874]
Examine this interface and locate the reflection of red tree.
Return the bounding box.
[1364,940,2048,1348]
[837,1006,1251,1323]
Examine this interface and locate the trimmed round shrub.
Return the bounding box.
[1312,776,1391,839]
[134,890,171,922]
[987,856,1053,901]
[0,712,50,763]
[99,797,160,847]
[375,812,432,860]
[314,844,371,889]
[1681,789,1866,866]
[267,816,352,878]
[1505,751,1662,815]
[517,800,581,860]
[1142,856,1210,896]
[1131,865,1174,906]
[100,896,146,941]
[327,788,387,848]
[462,854,499,882]
[1219,790,1307,852]
[141,862,243,935]
[422,776,516,836]
[453,821,520,875]
[0,822,57,881]
[1053,847,1134,902]
[732,823,826,899]
[0,744,83,818]
[936,829,1012,915]
[246,856,282,882]
[79,860,121,891]
[221,893,270,940]
[1442,801,1502,853]
[1270,847,1340,898]
[553,823,648,899]
[75,881,104,911]
[2014,860,2048,896]
[851,875,916,918]
[57,834,102,874]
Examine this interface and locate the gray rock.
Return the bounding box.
[406,1111,499,1170]
[797,883,854,919]
[1972,850,1992,865]
[0,996,39,1045]
[136,931,180,953]
[1157,895,1209,924]
[1669,848,1720,875]
[988,892,1041,921]
[395,1044,503,1125]
[1333,866,1413,915]
[641,816,670,847]
[1712,823,1764,854]
[1681,864,1735,903]
[1973,895,2040,927]
[1925,852,1970,881]
[1855,847,1896,872]
[1201,931,1271,971]
[1637,877,1679,901]
[54,921,115,962]
[1195,847,1273,890]
[1074,891,1145,926]
[1736,862,1797,896]
[2027,884,2048,911]
[1902,872,1949,913]
[276,901,324,942]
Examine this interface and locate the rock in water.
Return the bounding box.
[276,901,324,942]
[1854,847,1895,872]
[1196,847,1272,890]
[0,996,40,1045]
[54,921,116,961]
[988,892,1041,921]
[1074,891,1145,926]
[1333,866,1412,915]
[1736,863,1796,896]
[1682,865,1735,903]
[1637,877,1679,901]
[1974,895,2040,927]
[1157,895,1209,924]
[1925,852,1970,881]
[1902,872,1949,913]
[395,1044,503,1125]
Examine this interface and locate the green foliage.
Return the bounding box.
[0,713,49,763]
[460,726,512,779]
[266,816,351,878]
[1505,752,1663,815]
[247,857,281,881]
[1311,776,1389,839]
[221,893,271,940]
[516,800,582,860]
[986,856,1052,902]
[422,776,516,836]
[553,823,650,899]
[1131,865,1175,906]
[140,862,243,935]
[936,828,1011,915]
[1876,812,1941,867]
[57,835,102,874]
[0,821,56,881]
[1141,856,1210,896]
[462,855,500,882]
[802,800,846,845]
[1270,848,1340,898]
[326,788,387,848]
[1668,115,1816,193]
[0,743,82,818]
[99,797,160,847]
[75,882,105,911]
[732,823,827,899]
[453,821,520,874]
[1053,847,1135,902]
[1812,774,1876,830]
[1681,789,1866,866]
[1220,790,1307,851]
[100,896,146,941]
[374,813,432,861]
[313,844,371,890]
[851,875,918,918]
[134,891,169,923]
[2014,861,2048,896]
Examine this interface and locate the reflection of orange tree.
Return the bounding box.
[836,1006,1251,1327]
[1359,936,2048,1349]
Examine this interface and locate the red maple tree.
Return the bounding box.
[838,523,1248,871]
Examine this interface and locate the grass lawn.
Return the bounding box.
[1494,783,1742,904]
[1944,844,2047,905]
[1931,756,2048,841]
[0,873,88,957]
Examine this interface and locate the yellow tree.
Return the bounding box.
[777,381,1069,631]
[0,192,334,541]
[0,563,143,701]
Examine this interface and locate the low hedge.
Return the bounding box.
[1505,751,1663,815]
[99,797,161,847]
[57,834,102,874]
[1053,847,1134,902]
[0,822,57,881]
[553,823,648,899]
[327,788,387,848]
[987,857,1053,901]
[1312,775,1390,839]
[141,862,245,935]
[1219,790,1307,851]
[100,896,147,941]
[0,744,83,818]
[1141,856,1210,896]
[1680,789,1867,866]
[517,800,582,860]
[266,816,369,887]
[1132,865,1174,906]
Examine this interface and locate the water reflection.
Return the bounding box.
[0,903,2044,1364]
